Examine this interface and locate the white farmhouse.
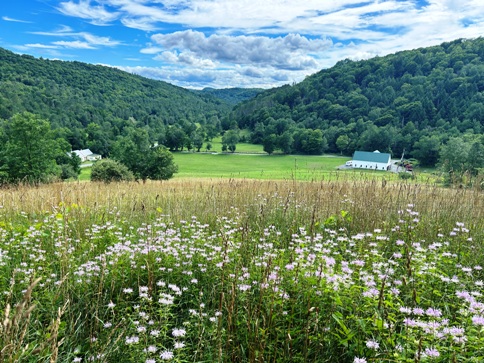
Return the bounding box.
[352,150,391,171]
[72,149,101,162]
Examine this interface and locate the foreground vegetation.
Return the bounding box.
[0,179,482,362]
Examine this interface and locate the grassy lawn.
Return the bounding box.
[79,166,91,181]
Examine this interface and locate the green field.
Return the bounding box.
[171,152,433,182]
[173,152,354,180]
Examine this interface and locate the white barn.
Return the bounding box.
[72,149,101,162]
[352,150,391,171]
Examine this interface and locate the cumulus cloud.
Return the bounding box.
[155,50,216,68]
[150,30,331,70]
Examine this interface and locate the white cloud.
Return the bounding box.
[81,33,121,46]
[150,30,331,70]
[57,0,119,25]
[28,27,121,49]
[120,17,158,31]
[24,43,61,49]
[30,25,74,36]
[140,46,164,54]
[155,50,216,68]
[53,40,96,49]
[57,0,483,42]
[2,16,33,23]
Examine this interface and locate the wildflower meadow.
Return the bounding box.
[0,179,483,362]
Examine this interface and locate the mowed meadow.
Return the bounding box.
[0,178,483,362]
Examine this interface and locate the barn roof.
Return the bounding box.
[352,151,391,163]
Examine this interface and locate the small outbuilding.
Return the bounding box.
[72,149,101,162]
[351,150,391,171]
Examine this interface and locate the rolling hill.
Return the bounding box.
[0,47,231,151]
[230,38,484,164]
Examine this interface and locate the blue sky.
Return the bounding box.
[1,0,483,89]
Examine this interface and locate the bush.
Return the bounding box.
[398,171,415,180]
[59,164,78,180]
[90,159,134,183]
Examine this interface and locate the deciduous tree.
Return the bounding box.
[0,112,60,183]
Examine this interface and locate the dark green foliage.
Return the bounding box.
[439,136,484,185]
[195,87,263,105]
[398,171,415,180]
[111,127,178,181]
[90,159,134,183]
[57,152,82,180]
[142,146,178,180]
[263,134,277,154]
[231,38,484,162]
[59,163,79,180]
[222,129,240,152]
[0,112,68,184]
[412,135,441,167]
[165,126,186,151]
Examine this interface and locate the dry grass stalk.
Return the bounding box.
[48,300,69,363]
[0,277,41,362]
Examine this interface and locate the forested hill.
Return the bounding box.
[0,47,231,153]
[230,38,484,165]
[194,88,264,106]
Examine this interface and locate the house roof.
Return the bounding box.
[73,149,94,158]
[352,151,391,163]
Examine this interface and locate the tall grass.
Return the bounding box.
[0,179,482,362]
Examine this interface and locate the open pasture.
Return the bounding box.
[171,153,421,182]
[0,179,482,362]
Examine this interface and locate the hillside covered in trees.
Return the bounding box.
[230,38,484,167]
[194,88,264,106]
[0,47,232,155]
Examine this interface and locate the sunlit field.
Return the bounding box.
[0,179,482,362]
[176,153,437,182]
[172,153,352,180]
